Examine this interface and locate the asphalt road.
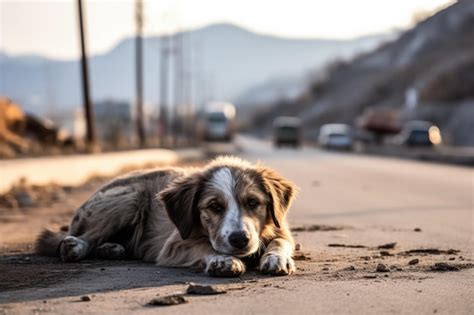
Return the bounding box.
[237,136,472,240]
[1,136,473,314]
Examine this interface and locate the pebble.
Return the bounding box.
[148,295,187,306]
[377,242,397,249]
[186,283,227,295]
[293,253,311,261]
[408,259,419,265]
[430,262,459,272]
[376,263,390,272]
[295,243,302,251]
[80,296,91,302]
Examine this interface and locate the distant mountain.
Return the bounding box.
[0,23,392,115]
[253,1,474,146]
[235,74,308,107]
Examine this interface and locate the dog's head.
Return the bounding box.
[159,156,296,257]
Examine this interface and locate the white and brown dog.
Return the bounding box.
[36,156,297,277]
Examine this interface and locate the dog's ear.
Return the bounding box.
[158,173,202,240]
[257,166,296,228]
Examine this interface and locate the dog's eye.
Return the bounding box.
[209,202,224,212]
[247,198,259,209]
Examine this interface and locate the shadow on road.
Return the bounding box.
[0,253,260,304]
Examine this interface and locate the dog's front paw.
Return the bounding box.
[260,253,295,276]
[206,255,245,277]
[60,236,88,262]
[95,243,125,260]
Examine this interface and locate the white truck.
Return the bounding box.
[198,102,236,142]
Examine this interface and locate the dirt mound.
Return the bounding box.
[0,97,76,158]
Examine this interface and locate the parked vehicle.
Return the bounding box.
[318,124,353,150]
[396,120,442,146]
[198,102,236,142]
[273,116,302,148]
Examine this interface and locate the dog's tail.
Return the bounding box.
[35,228,68,257]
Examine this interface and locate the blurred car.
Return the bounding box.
[198,102,236,142]
[318,124,353,150]
[273,116,302,148]
[396,120,442,146]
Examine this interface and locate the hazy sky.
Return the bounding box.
[0,0,455,60]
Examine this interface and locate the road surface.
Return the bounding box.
[1,136,473,314]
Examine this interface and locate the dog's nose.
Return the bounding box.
[228,231,249,249]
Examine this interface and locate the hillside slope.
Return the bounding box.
[254,0,474,145]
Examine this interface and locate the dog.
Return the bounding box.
[36,156,297,277]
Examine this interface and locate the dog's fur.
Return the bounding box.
[36,156,297,277]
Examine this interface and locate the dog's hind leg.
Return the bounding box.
[67,186,149,260]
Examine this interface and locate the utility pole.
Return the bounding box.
[135,0,145,147]
[194,40,205,111]
[182,31,194,142]
[184,33,192,113]
[173,30,184,147]
[159,33,170,145]
[77,0,96,149]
